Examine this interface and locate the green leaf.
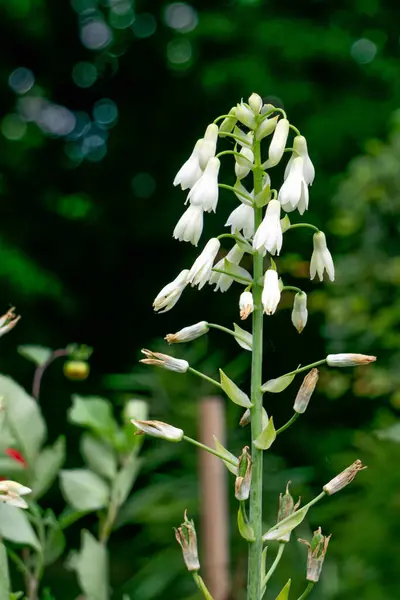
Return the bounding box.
[237,504,255,542]
[68,395,117,437]
[261,373,296,393]
[253,417,276,450]
[111,453,142,509]
[0,504,40,550]
[0,375,46,465]
[213,436,239,475]
[275,579,291,600]
[219,259,252,283]
[68,530,108,600]
[60,469,109,511]
[280,215,291,233]
[17,345,52,367]
[263,506,309,541]
[9,593,24,600]
[81,434,117,481]
[32,436,65,499]
[0,540,10,600]
[219,370,253,408]
[233,323,252,351]
[43,510,66,566]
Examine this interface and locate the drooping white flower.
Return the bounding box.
[173,139,203,190]
[248,93,263,114]
[326,354,377,368]
[173,204,204,246]
[239,291,254,320]
[262,269,281,315]
[153,269,190,313]
[131,419,184,442]
[291,291,308,333]
[264,118,289,167]
[284,135,315,186]
[235,134,254,180]
[165,321,209,344]
[310,231,335,282]
[198,124,218,170]
[253,200,283,256]
[235,102,256,129]
[225,203,254,239]
[187,157,220,213]
[278,157,308,214]
[187,238,220,289]
[140,349,189,373]
[209,244,244,292]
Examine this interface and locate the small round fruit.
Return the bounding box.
[63,360,90,381]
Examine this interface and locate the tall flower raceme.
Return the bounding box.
[141,93,376,600]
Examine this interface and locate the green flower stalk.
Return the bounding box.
[139,92,376,599]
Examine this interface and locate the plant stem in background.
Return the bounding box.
[32,348,69,400]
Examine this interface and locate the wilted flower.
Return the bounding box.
[253,199,283,256]
[173,139,203,190]
[326,353,376,367]
[239,291,254,320]
[235,446,252,501]
[264,118,289,167]
[131,419,184,442]
[299,528,331,582]
[278,157,309,214]
[209,244,244,292]
[291,291,308,333]
[225,203,254,239]
[165,321,209,344]
[285,135,315,186]
[175,512,200,572]
[276,482,301,542]
[173,204,204,246]
[262,269,281,315]
[153,270,189,313]
[0,307,21,338]
[323,459,367,495]
[140,349,189,373]
[187,238,220,289]
[310,231,335,282]
[293,368,319,414]
[0,480,31,509]
[198,124,218,170]
[187,157,220,213]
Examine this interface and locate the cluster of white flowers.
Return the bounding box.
[154,92,336,328]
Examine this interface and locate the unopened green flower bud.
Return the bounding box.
[255,115,279,141]
[276,482,301,542]
[299,527,331,582]
[326,353,376,368]
[175,512,200,571]
[131,419,184,442]
[140,349,189,373]
[235,446,252,501]
[293,368,319,414]
[219,107,237,135]
[323,459,366,495]
[165,321,209,344]
[291,291,308,334]
[248,93,262,114]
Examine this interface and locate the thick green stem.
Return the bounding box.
[247,132,264,600]
[297,582,315,600]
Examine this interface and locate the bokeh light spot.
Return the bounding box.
[131,173,156,198]
[351,38,377,64]
[93,99,118,127]
[80,18,113,50]
[56,194,93,220]
[164,3,198,33]
[167,38,192,65]
[132,13,157,38]
[39,105,76,136]
[1,114,27,141]
[71,0,98,14]
[8,67,35,94]
[109,3,135,29]
[72,62,98,88]
[82,130,108,162]
[67,112,91,141]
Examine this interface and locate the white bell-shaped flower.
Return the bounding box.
[153,269,190,313]
[291,291,308,333]
[264,118,289,167]
[262,269,281,315]
[225,203,254,239]
[173,204,204,246]
[173,139,203,190]
[239,291,254,320]
[310,231,335,282]
[284,135,315,186]
[198,124,218,170]
[188,238,220,289]
[253,200,283,256]
[278,157,308,214]
[209,244,244,292]
[187,157,220,213]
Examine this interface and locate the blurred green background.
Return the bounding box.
[0,0,399,598]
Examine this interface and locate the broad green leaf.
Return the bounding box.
[219,370,253,408]
[255,181,271,207]
[276,579,291,600]
[237,504,255,541]
[60,469,109,511]
[213,436,239,475]
[0,504,40,551]
[17,345,52,367]
[0,375,46,465]
[111,453,142,509]
[32,436,65,499]
[253,417,276,450]
[9,594,24,600]
[81,434,117,481]
[280,215,291,233]
[261,373,296,393]
[233,323,252,351]
[0,540,10,600]
[68,395,117,437]
[69,530,108,600]
[263,506,309,541]
[43,510,66,566]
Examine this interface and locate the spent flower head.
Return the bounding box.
[131,419,184,442]
[323,459,367,495]
[0,307,21,337]
[175,512,200,572]
[299,528,331,582]
[140,349,189,373]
